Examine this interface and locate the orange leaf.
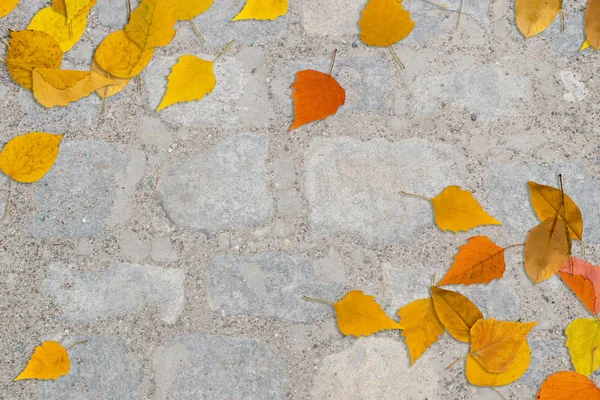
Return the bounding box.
[438,236,506,286]
[537,371,600,399]
[332,290,401,337]
[559,257,600,314]
[524,217,570,284]
[586,0,600,49]
[431,286,483,342]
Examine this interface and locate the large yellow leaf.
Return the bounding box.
[528,181,583,241]
[52,0,95,21]
[397,297,445,365]
[430,186,501,233]
[359,0,414,46]
[333,290,401,337]
[157,55,216,111]
[6,30,63,90]
[466,340,531,386]
[32,69,115,108]
[0,0,19,18]
[27,6,89,52]
[125,0,176,50]
[525,217,570,283]
[171,0,214,20]
[91,61,131,99]
[232,0,288,21]
[586,0,600,48]
[565,318,600,376]
[430,286,483,342]
[537,371,600,399]
[516,0,561,38]
[94,30,155,79]
[14,341,70,381]
[0,132,63,183]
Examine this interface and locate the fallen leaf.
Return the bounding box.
[515,0,561,38]
[27,6,89,52]
[333,290,401,337]
[537,371,600,399]
[32,68,115,108]
[431,286,483,342]
[559,257,600,314]
[171,0,213,19]
[528,181,583,241]
[524,217,570,283]
[0,132,63,183]
[0,0,19,18]
[232,0,288,21]
[14,341,70,381]
[559,272,596,315]
[466,339,531,386]
[581,39,592,50]
[397,297,445,365]
[6,30,63,90]
[94,30,155,79]
[52,0,95,21]
[125,0,176,50]
[565,318,600,376]
[438,236,506,286]
[91,61,131,99]
[586,0,600,48]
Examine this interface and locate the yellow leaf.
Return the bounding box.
[565,318,600,376]
[333,290,401,337]
[0,132,63,183]
[6,30,63,90]
[32,68,115,108]
[430,186,501,233]
[586,0,600,48]
[0,0,19,18]
[27,7,89,52]
[125,0,176,50]
[397,297,445,365]
[466,339,531,386]
[157,55,216,111]
[528,181,583,241]
[232,0,288,21]
[91,61,131,99]
[51,0,95,21]
[431,286,483,342]
[359,0,415,46]
[516,0,561,38]
[525,217,570,283]
[93,30,155,79]
[171,0,214,20]
[14,341,70,381]
[581,39,592,50]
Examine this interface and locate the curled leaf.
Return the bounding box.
[524,217,570,283]
[0,132,63,183]
[33,69,115,108]
[15,341,70,381]
[528,181,583,241]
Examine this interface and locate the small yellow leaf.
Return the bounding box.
[565,318,600,376]
[581,40,592,51]
[91,61,131,99]
[466,339,531,386]
[431,286,483,342]
[359,0,415,46]
[52,0,95,21]
[125,0,176,50]
[430,186,501,233]
[516,0,561,38]
[397,297,445,365]
[0,132,63,183]
[586,0,600,48]
[157,55,216,111]
[232,0,288,21]
[14,341,70,381]
[171,0,214,20]
[524,217,570,283]
[32,69,115,108]
[6,30,63,90]
[94,30,155,79]
[333,290,401,337]
[27,7,89,52]
[528,181,583,241]
[0,0,19,18]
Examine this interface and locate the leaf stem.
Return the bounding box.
[491,387,509,400]
[457,0,465,28]
[446,353,468,369]
[189,20,206,42]
[424,0,449,9]
[328,49,337,76]
[580,240,586,258]
[0,58,5,64]
[561,9,565,32]
[3,178,13,219]
[388,46,405,69]
[127,0,132,18]
[67,339,88,350]
[0,36,9,46]
[503,243,525,250]
[213,40,235,62]
[303,296,334,306]
[399,190,431,201]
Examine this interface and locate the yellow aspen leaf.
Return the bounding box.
[27,7,89,52]
[430,286,483,342]
[52,0,95,21]
[525,217,570,283]
[586,0,600,48]
[581,39,592,50]
[565,318,600,376]
[94,30,155,79]
[32,68,115,108]
[91,61,131,99]
[0,132,63,183]
[466,339,531,386]
[438,236,506,286]
[14,341,70,381]
[332,290,401,337]
[125,0,176,50]
[0,0,19,18]
[515,0,561,38]
[528,181,583,241]
[6,30,63,90]
[397,297,445,365]
[171,0,214,20]
[537,371,600,399]
[430,186,501,233]
[468,318,537,373]
[232,0,288,21]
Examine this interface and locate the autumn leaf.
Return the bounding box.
[581,39,592,50]
[438,236,506,286]
[232,0,288,21]
[397,297,445,365]
[32,69,115,108]
[94,30,155,79]
[170,0,214,41]
[6,30,63,90]
[14,341,70,381]
[125,0,176,51]
[430,186,501,232]
[524,217,570,283]
[290,50,346,130]
[51,0,95,21]
[0,132,63,183]
[27,6,91,52]
[466,339,531,386]
[0,0,19,18]
[586,0,600,48]
[537,371,600,399]
[528,181,583,241]
[565,318,600,376]
[515,0,561,38]
[559,257,600,314]
[91,61,131,99]
[430,286,483,342]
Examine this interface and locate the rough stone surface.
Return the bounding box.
[273,157,296,190]
[301,0,366,37]
[560,70,587,102]
[455,279,521,321]
[207,252,344,322]
[119,230,149,263]
[153,334,287,400]
[139,116,173,148]
[158,133,273,232]
[151,237,179,263]
[276,190,303,216]
[44,263,185,324]
[542,11,586,58]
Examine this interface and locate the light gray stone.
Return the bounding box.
[38,336,141,400]
[301,0,366,37]
[0,84,8,101]
[314,248,346,283]
[139,116,173,148]
[218,233,230,250]
[75,239,92,256]
[153,334,287,400]
[119,230,149,262]
[44,263,185,324]
[304,137,467,246]
[312,337,438,400]
[542,11,586,58]
[29,141,144,239]
[560,70,587,102]
[151,237,179,263]
[518,334,572,394]
[158,133,273,232]
[454,279,521,320]
[207,252,344,323]
[276,190,303,216]
[96,0,138,28]
[273,157,296,190]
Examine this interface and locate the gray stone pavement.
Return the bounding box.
[0,0,599,399]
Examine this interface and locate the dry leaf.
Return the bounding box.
[537,371,600,399]
[52,0,95,21]
[94,30,155,79]
[359,0,414,46]
[397,297,445,365]
[232,0,288,21]
[125,0,176,50]
[430,286,483,342]
[27,6,89,52]
[524,217,570,283]
[32,68,114,108]
[0,0,19,18]
[0,132,63,183]
[6,30,63,90]
[91,61,131,99]
[14,341,70,381]
[466,339,531,386]
[438,236,506,286]
[333,290,401,337]
[586,0,600,48]
[171,0,214,20]
[515,0,561,38]
[528,181,583,241]
[559,271,596,315]
[559,257,600,314]
[565,318,600,376]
